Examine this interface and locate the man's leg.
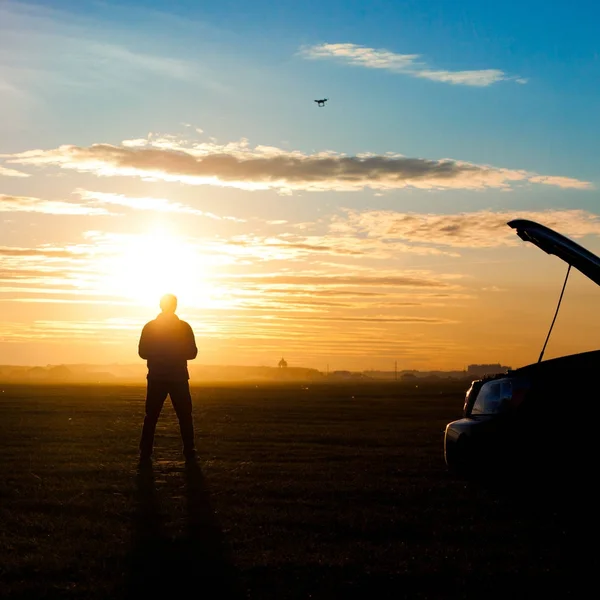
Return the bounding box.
[169,381,196,457]
[139,380,169,459]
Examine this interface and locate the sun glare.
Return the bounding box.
[100,226,216,309]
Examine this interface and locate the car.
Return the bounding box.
[443,218,600,476]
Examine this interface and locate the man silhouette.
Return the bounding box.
[138,294,198,462]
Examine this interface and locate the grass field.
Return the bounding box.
[0,381,581,599]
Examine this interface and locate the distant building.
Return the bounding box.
[330,370,352,379]
[364,369,469,380]
[278,357,288,368]
[467,364,511,378]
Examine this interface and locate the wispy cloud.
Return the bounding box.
[0,165,30,178]
[0,318,139,342]
[270,315,456,324]
[528,175,590,188]
[0,231,468,320]
[0,1,227,101]
[0,240,103,296]
[0,267,70,281]
[0,246,82,258]
[85,43,192,80]
[5,136,591,193]
[0,194,112,215]
[219,274,455,288]
[0,228,471,360]
[299,43,527,87]
[216,232,459,260]
[330,208,600,248]
[224,236,365,257]
[74,189,242,221]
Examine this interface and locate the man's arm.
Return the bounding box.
[184,323,198,360]
[138,324,153,359]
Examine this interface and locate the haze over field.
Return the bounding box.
[1,0,599,371]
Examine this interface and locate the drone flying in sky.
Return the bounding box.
[314,98,328,107]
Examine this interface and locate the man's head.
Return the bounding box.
[159,293,178,314]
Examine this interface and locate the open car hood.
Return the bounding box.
[508,219,600,288]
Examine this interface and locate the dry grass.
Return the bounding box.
[0,381,581,599]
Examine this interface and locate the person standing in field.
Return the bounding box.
[138,293,198,462]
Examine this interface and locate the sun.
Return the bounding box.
[100,225,214,309]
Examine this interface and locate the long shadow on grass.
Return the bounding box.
[452,464,583,591]
[124,459,245,599]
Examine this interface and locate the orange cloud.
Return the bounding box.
[331,208,600,247]
[0,165,29,178]
[74,189,243,220]
[0,194,112,215]
[5,138,592,192]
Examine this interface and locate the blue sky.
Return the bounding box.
[0,0,599,370]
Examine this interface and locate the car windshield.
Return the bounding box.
[471,379,512,415]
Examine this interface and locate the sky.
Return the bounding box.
[1,0,599,371]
